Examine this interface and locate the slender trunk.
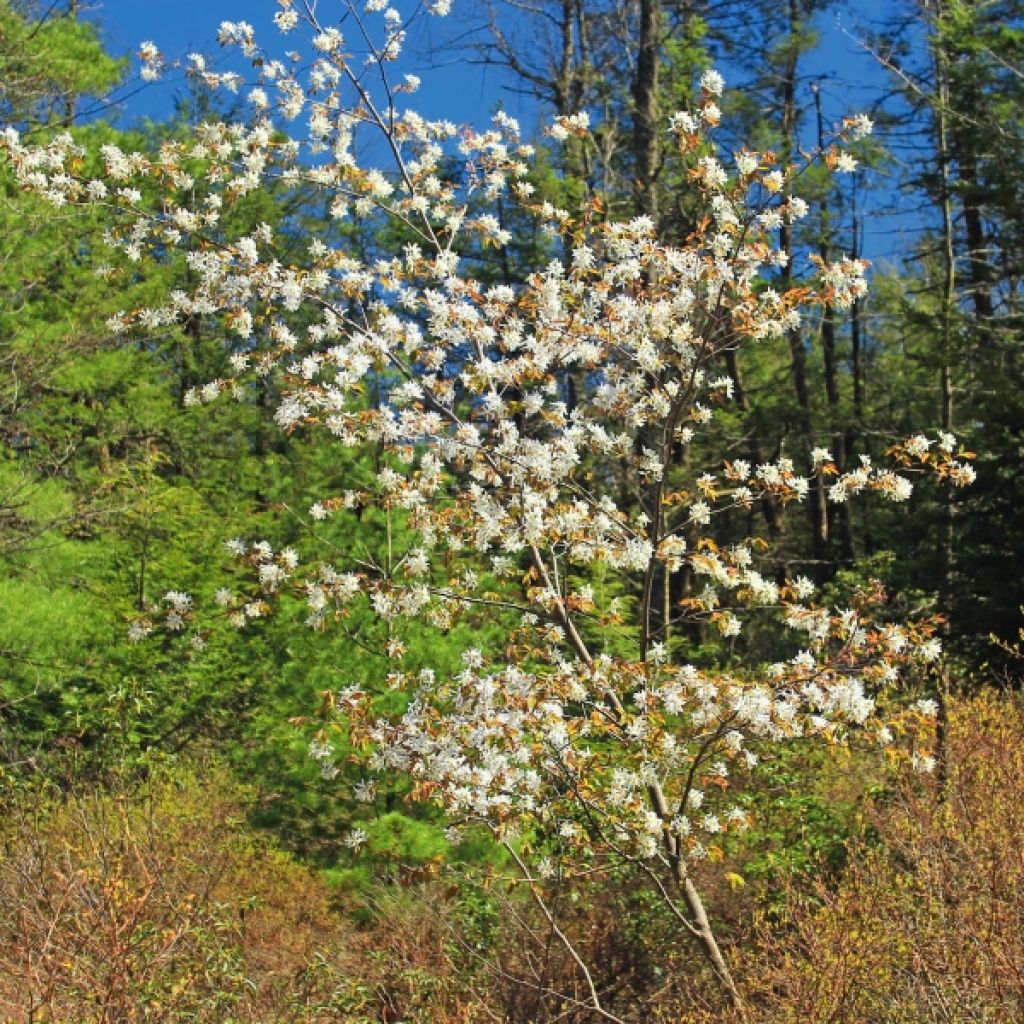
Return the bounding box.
[571,0,588,114]
[536,545,745,1011]
[681,876,746,1014]
[633,0,660,221]
[843,195,864,558]
[645,776,746,1012]
[554,0,574,116]
[552,1,590,415]
[632,0,663,638]
[814,82,849,560]
[725,347,780,533]
[812,85,840,416]
[930,0,956,790]
[849,196,865,434]
[779,3,807,409]
[778,2,827,563]
[957,149,995,326]
[63,0,79,124]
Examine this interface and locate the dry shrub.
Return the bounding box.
[10,691,1021,1023]
[352,884,488,1024]
[0,767,483,1023]
[741,690,1024,1023]
[478,868,735,1023]
[488,879,662,1023]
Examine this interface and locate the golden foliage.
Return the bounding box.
[739,691,1024,1023]
[0,768,480,1023]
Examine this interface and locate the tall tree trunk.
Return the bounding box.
[633,0,661,220]
[63,0,79,124]
[956,148,995,326]
[843,194,864,558]
[929,0,957,790]
[778,0,828,564]
[813,82,851,559]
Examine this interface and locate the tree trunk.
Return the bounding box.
[929,0,957,790]
[633,0,661,220]
[778,1,828,564]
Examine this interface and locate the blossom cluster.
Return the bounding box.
[0,1,974,882]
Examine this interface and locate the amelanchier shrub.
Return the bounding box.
[1,1,975,1013]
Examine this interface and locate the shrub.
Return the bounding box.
[740,691,1024,1023]
[0,766,483,1022]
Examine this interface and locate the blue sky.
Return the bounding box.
[85,0,895,133]
[85,0,526,129]
[81,0,916,264]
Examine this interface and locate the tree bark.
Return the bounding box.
[632,0,661,220]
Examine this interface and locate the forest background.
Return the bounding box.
[0,0,1022,1020]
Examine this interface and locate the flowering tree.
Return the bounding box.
[1,1,976,1013]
